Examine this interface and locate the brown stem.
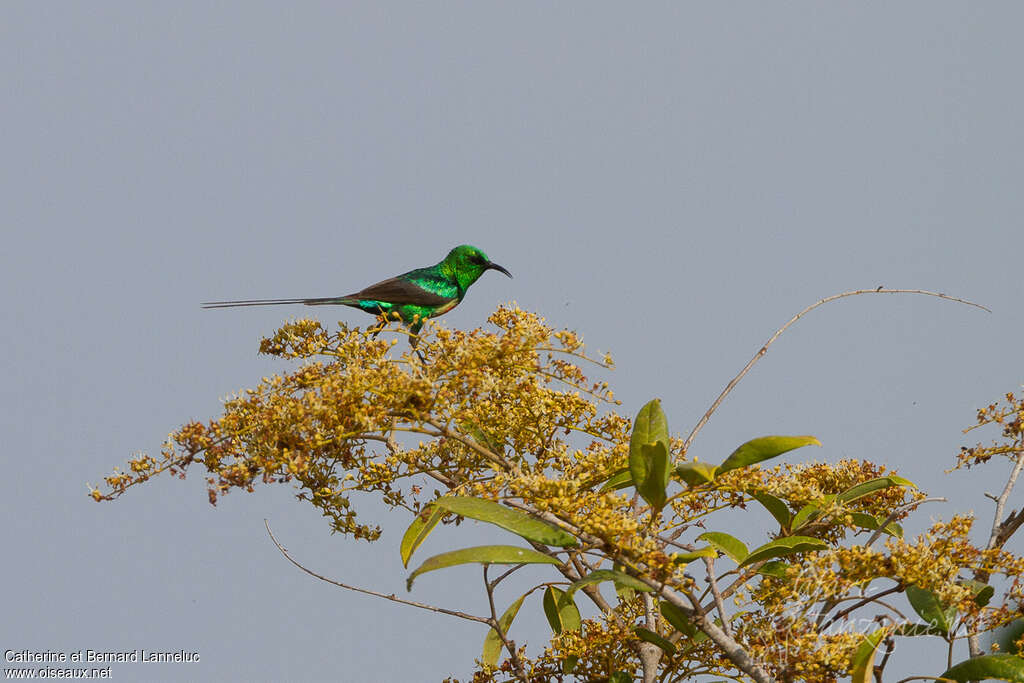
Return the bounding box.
[969,445,1024,658]
[984,447,1024,551]
[639,592,662,683]
[703,556,733,638]
[483,565,530,682]
[643,580,776,683]
[865,497,947,548]
[683,288,989,452]
[265,520,490,625]
[818,585,905,631]
[424,418,513,471]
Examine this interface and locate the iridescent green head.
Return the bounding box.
[441,245,512,289]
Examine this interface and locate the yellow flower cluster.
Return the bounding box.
[955,392,1024,470]
[90,309,1024,682]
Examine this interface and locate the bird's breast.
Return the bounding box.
[430,299,461,317]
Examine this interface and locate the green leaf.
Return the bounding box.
[599,468,634,492]
[400,505,443,568]
[697,532,749,564]
[609,672,633,683]
[634,627,676,655]
[756,561,790,579]
[659,601,708,642]
[905,585,956,635]
[612,562,636,602]
[959,578,995,607]
[670,547,718,565]
[849,512,902,538]
[835,475,917,504]
[975,584,996,607]
[565,570,654,598]
[631,441,671,511]
[614,579,635,603]
[675,461,718,486]
[942,654,1024,682]
[482,593,526,666]
[790,502,823,531]
[406,545,561,590]
[739,536,827,568]
[630,398,669,455]
[432,496,577,547]
[460,419,505,455]
[751,492,792,529]
[542,586,582,634]
[850,628,888,683]
[880,521,903,538]
[562,655,578,674]
[991,620,1024,655]
[717,435,821,475]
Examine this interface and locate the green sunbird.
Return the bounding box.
[203,245,512,342]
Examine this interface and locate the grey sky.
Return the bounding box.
[2,3,1022,681]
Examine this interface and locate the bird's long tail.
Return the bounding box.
[201,297,354,309]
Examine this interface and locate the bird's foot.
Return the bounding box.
[408,332,429,364]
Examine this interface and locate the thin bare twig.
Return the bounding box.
[969,445,1024,658]
[374,427,456,488]
[489,563,528,589]
[985,447,1024,550]
[866,497,947,548]
[819,585,905,631]
[703,556,732,638]
[641,579,776,683]
[483,565,529,682]
[424,418,511,470]
[264,520,490,625]
[683,288,989,452]
[876,635,895,683]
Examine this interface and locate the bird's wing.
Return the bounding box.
[347,272,456,307]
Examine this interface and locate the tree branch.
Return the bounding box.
[639,592,662,683]
[424,418,512,470]
[642,580,776,683]
[483,565,530,682]
[265,520,490,625]
[985,447,1024,551]
[703,556,732,638]
[969,445,1024,658]
[683,288,989,452]
[865,497,947,548]
[818,584,905,631]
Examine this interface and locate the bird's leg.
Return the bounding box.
[409,320,427,364]
[369,309,401,338]
[368,315,387,338]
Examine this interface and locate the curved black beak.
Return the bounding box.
[487,262,513,278]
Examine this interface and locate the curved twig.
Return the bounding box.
[865,497,947,548]
[639,578,775,683]
[818,584,905,631]
[703,556,732,638]
[264,519,490,625]
[483,565,530,682]
[683,289,990,452]
[985,447,1024,550]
